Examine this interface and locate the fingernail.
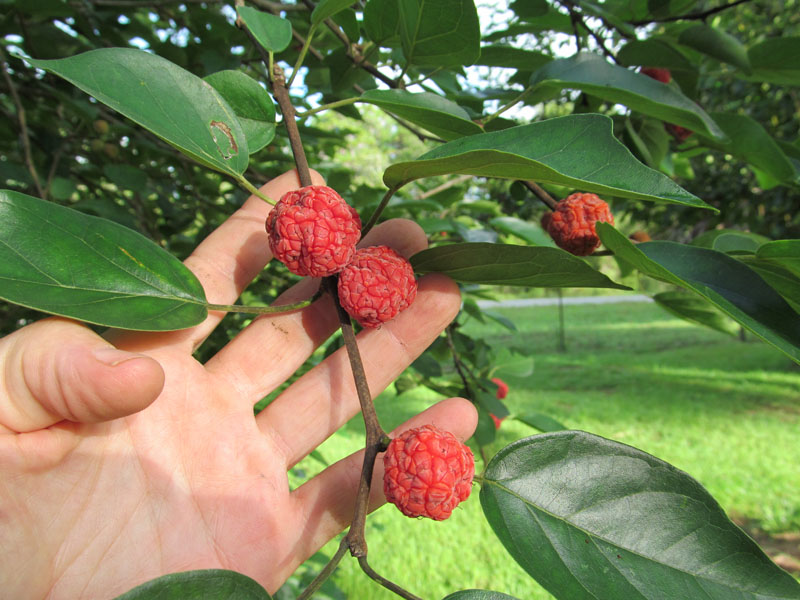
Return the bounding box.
[93,347,144,367]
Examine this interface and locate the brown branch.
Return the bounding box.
[522,180,558,210]
[271,65,312,186]
[629,0,751,25]
[0,48,44,198]
[358,556,423,600]
[82,0,304,8]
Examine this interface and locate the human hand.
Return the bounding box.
[0,170,477,599]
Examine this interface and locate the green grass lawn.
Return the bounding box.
[286,299,800,600]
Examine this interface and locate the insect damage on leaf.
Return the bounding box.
[210,120,239,160]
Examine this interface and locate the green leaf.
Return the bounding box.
[690,229,770,254]
[515,412,566,433]
[703,113,796,184]
[597,223,800,364]
[29,48,249,178]
[114,569,272,599]
[757,240,800,278]
[489,216,555,246]
[481,431,800,600]
[476,389,510,419]
[411,243,630,290]
[385,114,710,209]
[359,89,483,141]
[529,54,725,141]
[653,290,739,336]
[442,591,521,600]
[204,70,276,154]
[0,190,207,331]
[678,24,751,73]
[311,0,357,24]
[236,6,293,52]
[398,0,481,67]
[748,37,800,85]
[737,257,800,314]
[474,45,551,71]
[363,0,401,46]
[616,39,698,94]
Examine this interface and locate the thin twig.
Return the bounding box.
[628,0,751,25]
[357,556,423,600]
[321,278,389,559]
[445,324,475,398]
[1,48,44,198]
[361,185,402,238]
[297,537,349,600]
[271,64,313,187]
[522,180,558,210]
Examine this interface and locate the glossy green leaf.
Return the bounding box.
[476,389,510,419]
[474,45,551,71]
[114,569,271,599]
[398,0,481,67]
[363,0,401,45]
[597,223,800,364]
[204,70,276,154]
[616,39,698,94]
[0,190,207,331]
[737,257,800,314]
[29,49,249,177]
[653,290,739,336]
[481,431,800,600]
[515,412,566,433]
[703,113,796,183]
[442,591,521,600]
[236,6,293,52]
[359,89,483,140]
[489,216,554,246]
[529,54,724,140]
[410,243,630,289]
[690,229,770,254]
[311,0,357,24]
[385,114,710,209]
[679,24,751,73]
[748,37,800,85]
[757,240,800,278]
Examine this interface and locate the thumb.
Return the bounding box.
[0,317,165,432]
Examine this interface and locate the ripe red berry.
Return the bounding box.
[383,424,475,520]
[546,192,615,256]
[665,123,693,142]
[640,67,671,84]
[490,413,505,429]
[266,185,361,277]
[337,245,417,328]
[491,377,509,400]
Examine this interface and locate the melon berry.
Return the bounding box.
[383,424,475,520]
[266,185,361,277]
[545,192,614,256]
[337,245,417,328]
[640,66,671,84]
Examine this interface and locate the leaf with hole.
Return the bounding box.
[204,70,276,154]
[597,223,800,364]
[0,190,207,331]
[411,242,630,290]
[481,431,800,600]
[529,54,724,140]
[114,569,271,599]
[29,48,249,178]
[385,114,709,209]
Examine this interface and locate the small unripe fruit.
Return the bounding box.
[491,377,508,400]
[629,231,651,243]
[266,185,361,277]
[546,192,615,256]
[93,119,110,135]
[337,245,417,328]
[665,123,693,142]
[383,424,475,520]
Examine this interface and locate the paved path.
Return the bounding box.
[476,294,653,308]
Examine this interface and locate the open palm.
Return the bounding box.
[0,170,476,599]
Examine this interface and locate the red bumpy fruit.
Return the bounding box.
[383,424,475,520]
[337,245,417,328]
[266,185,361,277]
[546,192,615,256]
[665,123,693,142]
[640,66,671,84]
[490,377,509,429]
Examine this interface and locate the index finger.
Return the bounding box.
[110,169,324,353]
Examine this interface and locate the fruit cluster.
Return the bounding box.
[267,185,417,328]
